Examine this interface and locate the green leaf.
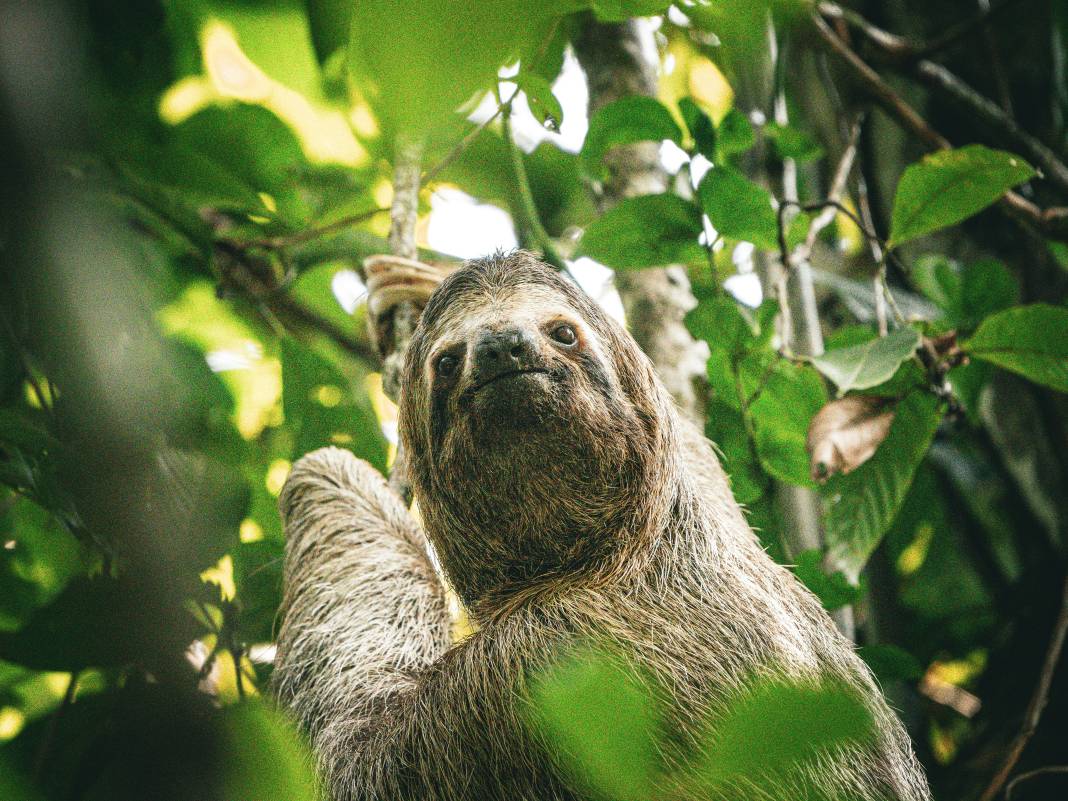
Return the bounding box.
[530,646,660,801]
[220,701,320,801]
[678,97,716,157]
[715,108,755,160]
[697,166,779,249]
[888,146,1036,247]
[591,0,672,22]
[822,391,944,576]
[749,362,826,486]
[281,337,388,470]
[911,256,1017,330]
[517,72,564,131]
[810,328,921,396]
[858,644,923,683]
[581,96,683,177]
[577,194,704,269]
[962,304,1068,392]
[791,550,863,612]
[765,123,823,163]
[691,677,874,794]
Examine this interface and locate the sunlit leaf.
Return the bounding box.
[577,194,704,269]
[530,646,661,801]
[581,96,683,177]
[691,677,874,793]
[591,0,673,22]
[517,73,564,131]
[888,146,1036,247]
[810,328,921,396]
[962,304,1068,392]
[697,166,779,249]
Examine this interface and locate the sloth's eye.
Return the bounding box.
[435,355,458,377]
[550,324,577,346]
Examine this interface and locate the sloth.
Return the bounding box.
[273,251,931,801]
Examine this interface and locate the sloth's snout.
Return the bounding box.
[472,327,539,387]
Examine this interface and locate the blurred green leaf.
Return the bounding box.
[823,391,944,576]
[691,677,874,793]
[911,256,1017,331]
[678,97,716,157]
[962,304,1068,392]
[581,96,683,177]
[591,0,672,22]
[530,646,660,801]
[811,328,921,396]
[715,109,755,161]
[765,122,823,163]
[348,1,570,136]
[219,700,321,801]
[698,166,778,249]
[858,644,924,683]
[281,338,388,470]
[577,193,704,269]
[0,576,197,671]
[888,146,1036,247]
[791,550,862,612]
[517,73,564,131]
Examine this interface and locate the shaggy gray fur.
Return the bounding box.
[273,252,931,801]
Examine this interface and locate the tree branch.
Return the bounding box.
[214,241,377,362]
[810,11,1068,243]
[979,571,1068,801]
[820,2,1068,197]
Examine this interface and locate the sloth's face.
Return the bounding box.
[418,284,617,444]
[399,255,671,605]
[400,259,640,481]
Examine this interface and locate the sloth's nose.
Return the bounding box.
[473,327,537,384]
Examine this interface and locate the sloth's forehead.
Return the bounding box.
[424,283,584,346]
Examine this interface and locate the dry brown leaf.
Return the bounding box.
[806,395,896,483]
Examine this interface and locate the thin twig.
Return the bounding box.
[810,10,1068,242]
[798,115,863,262]
[216,241,377,362]
[1006,766,1068,800]
[239,207,390,251]
[423,87,521,185]
[913,0,1027,61]
[502,103,569,273]
[823,3,1068,196]
[979,571,1068,801]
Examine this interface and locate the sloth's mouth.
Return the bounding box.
[471,368,550,394]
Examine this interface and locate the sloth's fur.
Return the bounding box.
[273,251,931,801]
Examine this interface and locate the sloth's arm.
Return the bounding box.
[272,447,452,789]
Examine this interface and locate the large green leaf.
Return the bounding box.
[749,362,826,486]
[822,391,944,577]
[888,146,1036,247]
[810,328,921,396]
[577,194,704,269]
[591,0,673,22]
[697,166,779,249]
[581,96,683,177]
[962,304,1068,392]
[348,1,573,135]
[219,701,320,801]
[690,678,874,795]
[530,647,661,801]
